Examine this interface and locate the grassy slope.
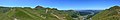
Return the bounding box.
[0,9,14,20]
[0,8,74,20]
[92,6,120,20]
[92,10,120,20]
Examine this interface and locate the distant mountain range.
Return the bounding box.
[75,10,102,16]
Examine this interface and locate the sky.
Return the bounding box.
[0,0,120,10]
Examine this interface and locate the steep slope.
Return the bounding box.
[0,6,81,20]
[92,6,120,20]
[15,8,74,20]
[0,9,14,20]
[0,7,75,20]
[15,8,43,20]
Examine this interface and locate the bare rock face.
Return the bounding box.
[35,5,44,9]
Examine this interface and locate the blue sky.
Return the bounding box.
[0,0,120,10]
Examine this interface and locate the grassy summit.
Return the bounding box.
[92,6,120,20]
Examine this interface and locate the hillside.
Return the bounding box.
[92,6,120,20]
[0,6,80,20]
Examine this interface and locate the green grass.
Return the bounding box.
[92,6,120,20]
[0,7,78,20]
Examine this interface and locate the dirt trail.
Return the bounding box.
[23,9,46,19]
[18,9,39,19]
[51,13,64,20]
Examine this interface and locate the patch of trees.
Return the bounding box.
[24,7,31,9]
[0,6,11,13]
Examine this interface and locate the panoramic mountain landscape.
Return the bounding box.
[0,0,120,20]
[0,5,120,20]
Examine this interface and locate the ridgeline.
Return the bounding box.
[92,6,120,20]
[1,5,120,20]
[0,6,80,20]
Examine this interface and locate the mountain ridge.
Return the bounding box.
[92,6,120,20]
